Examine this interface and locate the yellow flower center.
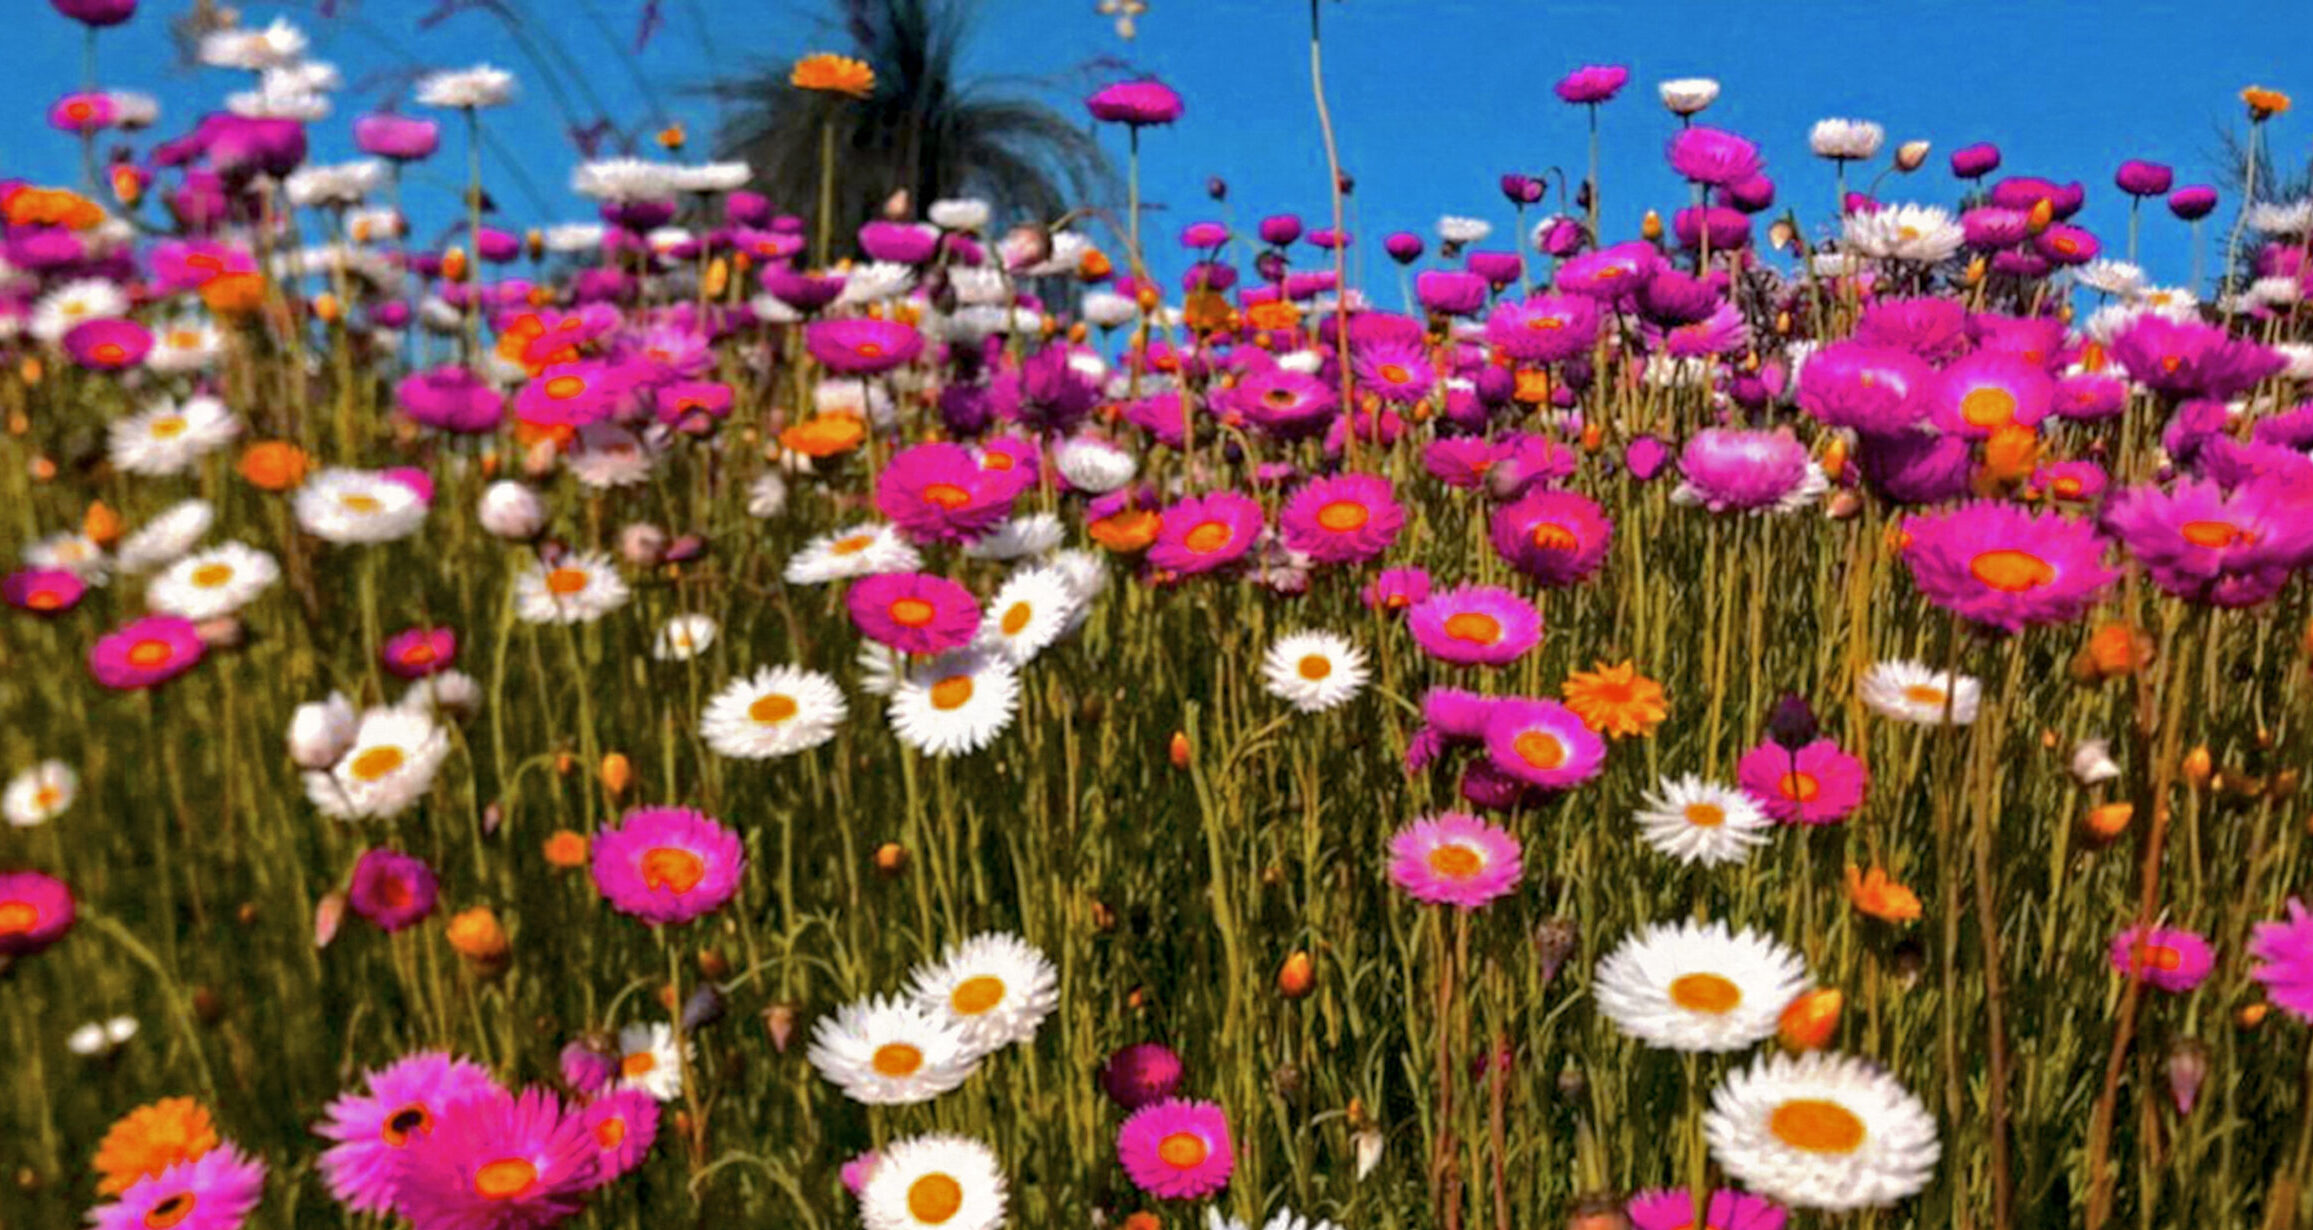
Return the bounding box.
[1157,1131,1210,1169]
[1000,602,1034,636]
[951,975,1006,1015]
[148,416,188,439]
[1426,843,1483,880]
[1513,730,1565,770]
[930,676,974,711]
[544,375,588,400]
[750,693,799,724]
[349,746,406,783]
[1959,386,2018,429]
[907,1173,965,1224]
[1683,802,1725,829]
[1668,972,1743,1014]
[871,1042,924,1077]
[190,563,234,589]
[473,1157,539,1200]
[1182,521,1232,554]
[1767,1098,1867,1154]
[1968,548,2054,593]
[1443,612,1501,644]
[0,901,36,934]
[1316,500,1370,532]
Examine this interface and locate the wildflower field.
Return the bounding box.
[10,2,2313,1228]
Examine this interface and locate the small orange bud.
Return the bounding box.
[1845,865,1922,923]
[29,456,57,482]
[2239,1002,2270,1028]
[2181,746,2213,787]
[542,830,591,868]
[5,411,26,436]
[2085,801,2135,842]
[1579,422,1605,454]
[1277,950,1315,999]
[554,752,576,777]
[20,357,45,385]
[312,292,342,324]
[1067,321,1090,344]
[599,753,633,798]
[82,501,122,547]
[1640,210,1663,241]
[1168,730,1191,769]
[1077,248,1113,281]
[1962,256,1988,287]
[1821,436,1850,482]
[237,441,309,491]
[1983,422,2040,483]
[442,247,469,283]
[1512,367,1553,405]
[874,842,909,876]
[704,258,730,298]
[446,906,509,972]
[656,123,687,150]
[525,229,545,260]
[2026,198,2055,233]
[1779,988,1843,1051]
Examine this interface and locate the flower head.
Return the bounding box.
[1118,1099,1234,1199]
[592,807,746,925]
[1387,813,1522,909]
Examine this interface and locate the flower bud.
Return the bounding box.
[446,906,510,976]
[2166,1039,2209,1116]
[477,480,546,540]
[599,753,632,799]
[1894,140,1931,172]
[1277,950,1315,999]
[874,842,909,877]
[1779,987,1843,1051]
[2084,801,2134,843]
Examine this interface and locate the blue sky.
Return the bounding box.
[4,0,2307,292]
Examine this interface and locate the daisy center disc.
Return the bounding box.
[1443,612,1501,644]
[349,746,406,783]
[2181,520,2249,549]
[1778,772,1821,802]
[2132,942,2184,972]
[1426,843,1483,880]
[1377,363,1411,384]
[595,1116,627,1149]
[1902,685,1946,706]
[1530,522,1578,551]
[922,483,971,510]
[1968,548,2054,593]
[1157,1131,1210,1169]
[126,640,173,669]
[142,1192,196,1229]
[831,535,874,556]
[871,1042,924,1077]
[907,1173,964,1224]
[473,1157,539,1200]
[544,376,588,399]
[1959,386,2018,429]
[1316,500,1370,532]
[750,693,799,724]
[1000,602,1034,636]
[1513,730,1566,770]
[1767,1098,1868,1154]
[1182,521,1232,553]
[0,901,36,934]
[951,975,1006,1015]
[622,1051,657,1077]
[890,599,937,627]
[1683,802,1726,828]
[381,1104,431,1147]
[545,567,590,596]
[27,590,64,610]
[1667,972,1743,1014]
[641,847,707,894]
[1297,654,1332,681]
[148,416,188,439]
[340,494,382,514]
[929,676,975,711]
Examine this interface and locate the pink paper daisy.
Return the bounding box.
[1899,502,2118,632]
[382,626,457,679]
[1406,585,1541,666]
[90,1145,267,1230]
[1627,1187,1788,1230]
[1482,699,1608,790]
[1736,738,1868,826]
[89,615,205,690]
[1148,492,1265,575]
[0,870,75,957]
[2250,899,2313,1022]
[579,1089,659,1186]
[2,568,85,614]
[315,1051,500,1216]
[846,572,981,655]
[875,442,1024,546]
[2109,924,2214,993]
[1387,813,1523,909]
[1278,473,1404,564]
[1489,489,1613,587]
[396,1087,600,1230]
[591,807,747,926]
[1116,1098,1234,1200]
[1927,351,2054,438]
[804,318,924,375]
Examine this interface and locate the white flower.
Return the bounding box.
[859,1135,1007,1230]
[1593,919,1810,1054]
[286,160,384,209]
[514,552,630,624]
[544,223,607,253]
[929,198,991,231]
[31,278,128,343]
[416,65,516,110]
[304,707,449,820]
[672,162,752,194]
[1842,204,1962,265]
[146,542,279,621]
[806,997,980,1105]
[3,761,76,827]
[109,92,159,129]
[747,473,789,519]
[199,17,308,70]
[399,670,483,723]
[654,615,719,662]
[2247,199,2313,237]
[2251,276,2303,307]
[2070,738,2121,786]
[566,422,656,490]
[1660,77,1721,115]
[839,261,916,306]
[1275,349,1325,375]
[227,82,330,123]
[889,649,1018,758]
[701,667,848,759]
[962,513,1064,562]
[1858,660,1980,726]
[477,481,546,540]
[617,1021,691,1102]
[973,566,1079,666]
[24,532,109,585]
[907,932,1059,1054]
[1437,215,1492,245]
[785,525,922,585]
[1810,118,1885,160]
[571,158,681,204]
[949,267,1010,307]
[857,642,905,698]
[1260,631,1369,714]
[1080,291,1138,329]
[295,469,428,544]
[146,318,222,374]
[115,500,216,573]
[1054,436,1137,494]
[1705,1051,1940,1210]
[1632,774,1771,867]
[287,692,358,771]
[2074,260,2146,297]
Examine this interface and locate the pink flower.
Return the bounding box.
[348,848,438,933]
[2,568,85,614]
[1627,1188,1788,1230]
[846,572,981,654]
[315,1051,500,1216]
[396,1087,600,1230]
[1482,699,1607,790]
[1667,126,1763,187]
[89,616,204,690]
[2251,899,2313,1022]
[2109,925,2214,993]
[382,626,457,679]
[1554,63,1630,104]
[804,318,924,374]
[1387,813,1522,909]
[1117,1098,1234,1199]
[591,807,747,925]
[1489,489,1613,586]
[1927,352,2054,438]
[875,442,1023,546]
[1900,503,2118,631]
[0,871,75,957]
[89,1146,266,1230]
[1361,567,1431,613]
[398,366,504,434]
[1086,79,1184,127]
[1486,294,1601,363]
[1407,585,1541,666]
[1148,492,1264,575]
[579,1090,659,1186]
[1278,473,1403,564]
[1100,1043,1184,1110]
[1736,738,1867,825]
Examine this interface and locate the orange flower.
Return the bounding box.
[1560,661,1668,739]
[83,500,122,547]
[1077,248,1113,281]
[446,906,509,967]
[1778,988,1843,1052]
[237,441,310,491]
[1846,866,1921,923]
[543,830,591,868]
[1090,508,1163,553]
[92,1098,218,1195]
[2243,86,2292,120]
[2081,621,2152,679]
[199,271,267,317]
[1981,422,2040,483]
[4,186,105,231]
[780,414,867,458]
[2083,802,2134,843]
[1244,299,1302,333]
[1512,367,1553,405]
[790,53,876,98]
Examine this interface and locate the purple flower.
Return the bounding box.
[1554,64,1630,104]
[1948,142,2001,179]
[354,113,440,162]
[1087,79,1183,126]
[348,848,439,933]
[2167,185,2219,221]
[1383,231,1425,264]
[1666,126,1762,186]
[2114,159,2174,198]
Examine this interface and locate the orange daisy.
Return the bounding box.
[791,53,876,98]
[1560,660,1668,739]
[92,1097,218,1195]
[1845,866,1922,924]
[780,414,868,458]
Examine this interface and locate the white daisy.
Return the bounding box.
[1842,204,1962,265]
[672,162,752,194]
[1080,291,1138,329]
[107,396,239,477]
[746,472,789,519]
[23,532,109,585]
[963,513,1064,562]
[285,160,384,210]
[146,542,278,620]
[1207,1210,1347,1230]
[1704,1051,1941,1211]
[304,707,449,820]
[2251,275,2303,307]
[948,267,1010,307]
[1857,660,1980,726]
[1436,215,1492,245]
[145,318,222,374]
[29,279,126,343]
[784,524,922,585]
[115,499,215,574]
[889,649,1019,758]
[701,667,848,760]
[838,262,917,306]
[1809,118,1885,161]
[287,691,358,770]
[295,469,428,544]
[1632,775,1772,867]
[566,422,656,490]
[857,642,905,698]
[477,480,547,540]
[1260,631,1369,714]
[198,17,307,69]
[859,1134,1007,1230]
[3,761,76,828]
[513,552,630,624]
[974,567,1078,666]
[806,996,980,1106]
[653,614,719,662]
[2069,738,2121,786]
[616,1021,691,1103]
[1659,77,1720,116]
[1054,437,1137,494]
[928,199,990,231]
[399,670,483,723]
[571,158,682,204]
[2073,260,2146,297]
[907,932,1060,1054]
[2247,199,2313,238]
[416,65,516,110]
[1592,919,1809,1053]
[544,223,607,253]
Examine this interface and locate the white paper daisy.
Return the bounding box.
[1260,631,1369,714]
[1592,919,1809,1053]
[1704,1050,1940,1211]
[1633,774,1773,866]
[806,996,980,1106]
[701,666,848,759]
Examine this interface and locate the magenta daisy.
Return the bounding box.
[591,807,746,925]
[1278,473,1404,564]
[1490,489,1613,587]
[1485,294,1602,364]
[396,1087,600,1230]
[513,360,631,429]
[2101,478,2313,605]
[1224,367,1337,438]
[315,1051,500,1217]
[1148,491,1264,575]
[2109,925,2214,993]
[64,317,153,371]
[579,1090,659,1186]
[1927,352,2054,438]
[1674,428,1819,513]
[1666,125,1764,186]
[804,318,924,375]
[1900,503,2118,631]
[1116,1098,1234,1200]
[2,568,86,614]
[1735,738,1868,826]
[875,442,1023,546]
[1086,79,1185,126]
[90,1145,267,1230]
[1795,341,1932,435]
[846,572,981,655]
[1482,699,1607,790]
[398,366,505,434]
[1406,585,1542,666]
[1099,1043,1184,1110]
[1387,813,1523,909]
[382,626,457,679]
[1351,340,1434,405]
[0,870,74,957]
[89,616,205,690]
[348,848,438,933]
[1361,567,1431,613]
[2033,460,2108,505]
[2251,900,2313,1022]
[1627,1188,1788,1230]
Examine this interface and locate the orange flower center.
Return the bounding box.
[1316,500,1370,532]
[1513,730,1565,770]
[2053,477,2083,497]
[126,640,173,669]
[0,901,35,934]
[930,676,974,711]
[595,1117,627,1150]
[855,341,885,359]
[1157,1131,1210,1169]
[907,1173,965,1224]
[1959,386,2018,429]
[93,343,127,364]
[831,534,874,556]
[750,693,799,724]
[1968,548,2054,593]
[889,598,937,627]
[183,562,233,589]
[1683,802,1726,828]
[473,1157,539,1200]
[1531,522,1578,551]
[871,1042,924,1077]
[1767,1099,1867,1154]
[951,975,1006,1015]
[32,785,61,811]
[1902,684,1946,706]
[922,482,971,510]
[1779,772,1821,802]
[2131,942,2185,972]
[640,847,707,893]
[622,1051,657,1077]
[2181,520,2250,549]
[149,416,188,439]
[545,567,590,596]
[544,376,588,400]
[27,589,64,611]
[1443,612,1501,644]
[1297,654,1331,681]
[1426,843,1483,879]
[1000,602,1034,636]
[349,746,406,783]
[1668,972,1742,1014]
[1377,363,1411,384]
[1182,521,1232,553]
